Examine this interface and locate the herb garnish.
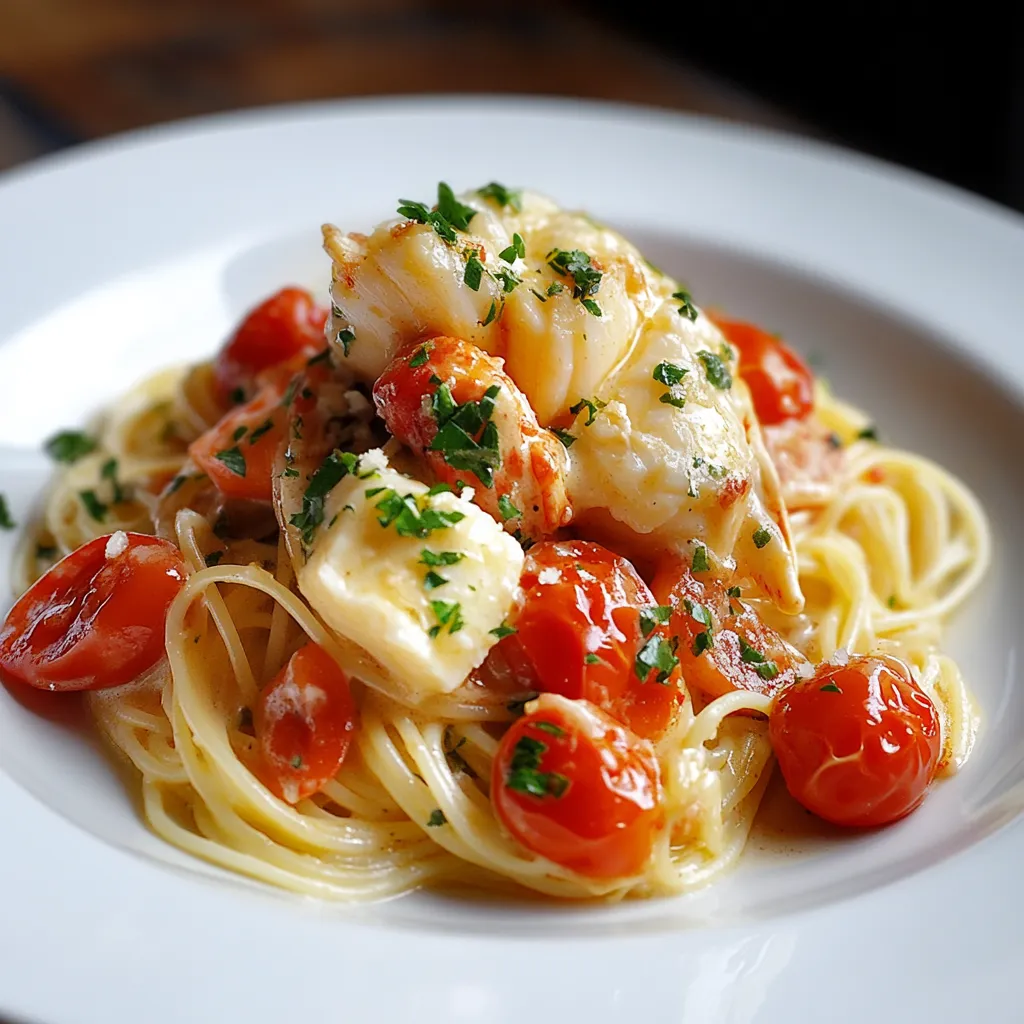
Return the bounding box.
[336,327,355,356]
[505,736,569,798]
[857,426,879,441]
[692,544,710,573]
[569,396,606,426]
[490,622,517,639]
[653,360,688,408]
[497,494,520,521]
[45,430,96,463]
[428,600,464,638]
[476,182,522,212]
[752,527,772,549]
[0,495,14,530]
[737,636,779,679]
[214,447,246,478]
[374,490,465,538]
[79,490,107,522]
[289,450,358,544]
[398,182,476,245]
[429,382,502,487]
[547,248,602,316]
[463,253,484,291]
[100,458,126,503]
[498,233,526,263]
[697,350,733,390]
[635,634,680,684]
[639,605,672,637]
[551,427,576,449]
[409,342,433,369]
[248,419,275,445]
[820,681,842,693]
[420,549,463,567]
[672,288,698,322]
[423,570,449,590]
[426,809,447,827]
[205,551,224,567]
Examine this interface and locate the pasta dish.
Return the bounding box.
[0,183,989,901]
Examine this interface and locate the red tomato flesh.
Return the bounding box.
[497,540,680,739]
[711,316,814,426]
[214,287,327,402]
[492,697,663,878]
[0,532,186,691]
[255,643,356,804]
[769,654,940,827]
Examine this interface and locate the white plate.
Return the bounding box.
[1,97,1023,1024]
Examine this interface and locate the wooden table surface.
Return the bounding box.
[0,0,807,170]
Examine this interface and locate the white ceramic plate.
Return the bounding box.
[1,97,1023,1024]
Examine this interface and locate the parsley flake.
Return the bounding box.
[653,361,689,387]
[204,550,224,567]
[727,585,742,599]
[547,248,602,315]
[428,600,464,638]
[490,622,517,639]
[336,327,355,356]
[534,721,565,737]
[584,653,604,665]
[423,570,449,590]
[100,458,126,503]
[480,299,500,326]
[45,430,96,464]
[79,490,107,522]
[420,549,464,567]
[248,419,275,445]
[464,253,484,291]
[505,736,569,799]
[409,342,433,368]
[214,447,246,478]
[752,527,772,549]
[476,182,522,212]
[635,634,680,684]
[737,637,779,679]
[692,544,710,573]
[820,681,842,693]
[375,490,465,538]
[498,233,525,263]
[672,288,698,321]
[858,426,879,441]
[639,605,672,637]
[551,427,576,449]
[0,495,14,530]
[426,809,447,827]
[289,450,357,544]
[497,494,521,521]
[436,182,476,230]
[697,350,733,389]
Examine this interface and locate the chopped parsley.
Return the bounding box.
[463,253,484,291]
[398,182,475,245]
[683,599,713,629]
[45,430,96,463]
[289,450,358,544]
[697,350,733,390]
[858,425,879,441]
[229,387,246,405]
[692,630,713,656]
[429,382,502,488]
[428,600,464,638]
[497,494,520,521]
[290,755,303,769]
[248,419,275,445]
[635,634,680,684]
[476,182,522,212]
[692,544,710,573]
[409,342,433,369]
[480,300,500,326]
[584,653,604,665]
[639,605,672,637]
[280,467,300,478]
[887,594,898,609]
[204,550,224,567]
[79,490,107,522]
[569,396,606,426]
[684,598,714,655]
[505,736,569,799]
[436,182,476,229]
[100,457,126,504]
[423,570,449,590]
[737,637,779,680]
[752,527,772,549]
[498,233,525,263]
[427,482,454,496]
[374,490,465,538]
[214,447,247,478]
[551,427,576,449]
[820,681,842,693]
[0,495,14,530]
[490,622,517,639]
[493,267,521,293]
[547,248,602,316]
[534,721,565,737]
[672,288,698,322]
[546,282,564,297]
[232,425,247,443]
[336,327,355,356]
[426,809,447,827]
[420,549,464,567]
[727,585,742,599]
[653,360,688,408]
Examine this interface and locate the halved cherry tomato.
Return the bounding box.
[710,316,814,426]
[254,643,356,804]
[496,540,680,739]
[492,696,662,878]
[0,532,186,691]
[651,560,808,701]
[189,378,288,502]
[769,654,940,827]
[214,287,327,403]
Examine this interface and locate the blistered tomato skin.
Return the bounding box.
[769,654,941,828]
[498,540,680,739]
[492,696,663,879]
[0,533,186,692]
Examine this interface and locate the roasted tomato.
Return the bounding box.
[496,540,680,739]
[651,559,809,701]
[214,287,327,403]
[0,532,186,691]
[254,643,356,804]
[770,654,940,827]
[710,316,814,426]
[492,695,662,878]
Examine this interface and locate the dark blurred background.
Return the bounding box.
[2,0,1023,212]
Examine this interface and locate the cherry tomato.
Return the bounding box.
[189,378,288,502]
[214,287,327,402]
[710,316,814,426]
[254,643,356,804]
[492,696,662,878]
[0,532,186,692]
[651,560,808,701]
[372,335,570,541]
[497,540,680,739]
[769,654,940,827]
